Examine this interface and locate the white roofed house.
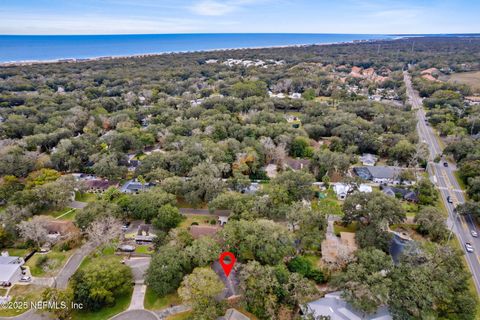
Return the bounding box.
[333,183,351,200]
[359,153,378,166]
[0,254,25,285]
[304,291,392,320]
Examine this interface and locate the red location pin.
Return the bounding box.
[219,252,236,277]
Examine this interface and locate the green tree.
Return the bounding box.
[41,288,74,320]
[152,204,183,231]
[289,136,313,158]
[25,168,61,188]
[145,245,191,296]
[231,80,267,99]
[414,206,447,242]
[286,202,327,251]
[334,248,393,314]
[186,236,221,267]
[222,219,294,265]
[415,177,438,205]
[71,258,132,311]
[75,201,121,230]
[178,267,225,320]
[271,170,315,203]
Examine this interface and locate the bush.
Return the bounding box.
[36,255,49,268]
[287,256,325,284]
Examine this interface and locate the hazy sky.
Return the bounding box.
[1,0,479,35]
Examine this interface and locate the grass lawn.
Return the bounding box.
[0,284,45,317]
[26,250,74,277]
[144,288,182,310]
[5,248,31,258]
[0,288,8,296]
[303,254,322,269]
[135,245,154,255]
[58,209,76,220]
[333,222,358,236]
[447,71,480,92]
[179,215,216,228]
[166,311,192,320]
[71,287,133,320]
[75,191,98,202]
[453,171,467,191]
[43,207,73,219]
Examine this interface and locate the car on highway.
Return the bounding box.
[19,276,31,282]
[472,230,478,238]
[443,162,449,167]
[465,242,474,253]
[447,196,453,204]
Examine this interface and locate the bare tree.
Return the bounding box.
[85,216,123,249]
[18,215,49,248]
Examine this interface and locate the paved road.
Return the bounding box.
[404,71,480,294]
[179,208,229,216]
[55,242,95,289]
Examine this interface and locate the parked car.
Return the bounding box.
[465,242,474,253]
[19,276,31,282]
[1,281,12,287]
[471,230,478,238]
[443,162,449,167]
[447,196,453,204]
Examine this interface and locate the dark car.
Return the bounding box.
[443,162,449,167]
[447,196,453,204]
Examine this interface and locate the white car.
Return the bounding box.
[471,230,478,238]
[19,276,31,282]
[465,242,474,253]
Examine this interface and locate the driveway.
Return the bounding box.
[111,309,159,320]
[212,261,239,299]
[123,257,151,311]
[55,242,95,289]
[179,208,229,216]
[68,200,87,209]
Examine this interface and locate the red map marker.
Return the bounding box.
[219,252,236,277]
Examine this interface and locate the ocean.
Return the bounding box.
[0,33,397,63]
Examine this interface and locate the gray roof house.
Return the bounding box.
[382,186,418,202]
[120,180,153,193]
[359,153,378,166]
[354,166,411,185]
[218,308,250,320]
[304,291,392,320]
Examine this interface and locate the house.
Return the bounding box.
[284,157,311,171]
[84,179,118,193]
[218,308,250,320]
[354,166,410,185]
[382,186,418,202]
[304,291,392,320]
[218,216,229,226]
[333,183,351,200]
[241,182,260,194]
[0,254,25,285]
[120,179,153,193]
[44,219,79,242]
[189,225,220,239]
[289,92,302,99]
[360,153,378,166]
[333,183,372,200]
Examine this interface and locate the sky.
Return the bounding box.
[1,0,479,35]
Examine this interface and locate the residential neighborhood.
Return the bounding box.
[0,29,479,320]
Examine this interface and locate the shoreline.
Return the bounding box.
[0,36,405,67]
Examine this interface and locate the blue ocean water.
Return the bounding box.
[0,33,396,63]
